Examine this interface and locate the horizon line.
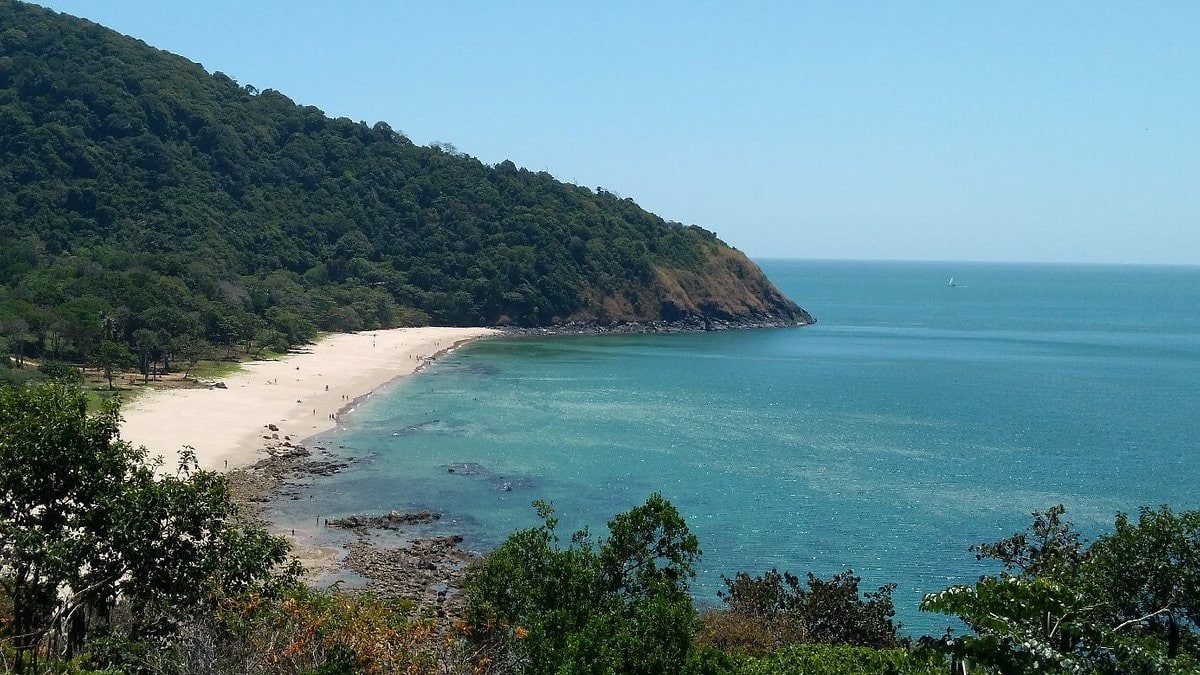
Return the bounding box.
[748,256,1200,269]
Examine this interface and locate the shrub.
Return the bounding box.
[735,644,946,675]
[699,568,902,655]
[464,494,701,674]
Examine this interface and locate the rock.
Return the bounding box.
[446,462,485,475]
[268,423,279,432]
[341,533,476,618]
[496,313,814,338]
[329,510,442,532]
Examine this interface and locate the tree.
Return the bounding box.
[701,568,901,655]
[922,505,1200,673]
[137,306,192,372]
[264,306,316,346]
[0,316,33,367]
[464,494,700,674]
[0,383,294,672]
[90,339,134,389]
[970,503,1085,583]
[51,297,109,363]
[921,573,1094,673]
[35,360,82,385]
[131,328,161,383]
[797,571,900,649]
[1087,505,1200,659]
[250,327,288,359]
[169,333,211,380]
[0,0,809,356]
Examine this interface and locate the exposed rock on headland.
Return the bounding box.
[500,311,814,338]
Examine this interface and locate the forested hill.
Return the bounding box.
[0,1,810,362]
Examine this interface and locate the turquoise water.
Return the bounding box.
[270,260,1200,634]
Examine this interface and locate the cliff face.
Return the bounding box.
[574,246,811,327]
[651,247,812,324]
[0,1,812,337]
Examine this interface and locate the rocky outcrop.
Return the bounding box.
[501,312,813,337]
[344,535,474,618]
[568,246,814,328]
[329,510,442,532]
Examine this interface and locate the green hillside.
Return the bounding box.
[0,0,810,368]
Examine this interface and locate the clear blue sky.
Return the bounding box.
[34,1,1200,264]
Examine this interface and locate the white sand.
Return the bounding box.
[119,327,498,471]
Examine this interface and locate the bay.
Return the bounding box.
[269,259,1200,634]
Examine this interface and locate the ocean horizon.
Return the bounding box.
[271,258,1200,635]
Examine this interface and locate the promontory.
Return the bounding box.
[0,0,811,364]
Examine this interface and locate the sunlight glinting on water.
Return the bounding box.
[269,260,1200,635]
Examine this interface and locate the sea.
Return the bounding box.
[268,259,1200,635]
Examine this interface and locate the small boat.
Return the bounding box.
[947,276,957,287]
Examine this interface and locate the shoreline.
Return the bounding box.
[119,326,499,473]
[259,320,817,604]
[496,313,813,337]
[123,319,808,607]
[119,318,803,476]
[329,337,471,421]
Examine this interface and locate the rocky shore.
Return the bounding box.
[227,431,478,620]
[344,533,473,617]
[225,428,350,508]
[222,317,815,621]
[498,311,815,337]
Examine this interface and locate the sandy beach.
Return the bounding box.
[119,326,498,472]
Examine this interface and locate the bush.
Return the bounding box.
[699,568,902,655]
[922,504,1200,672]
[0,383,295,672]
[464,494,701,674]
[36,360,83,384]
[735,644,946,675]
[0,364,44,389]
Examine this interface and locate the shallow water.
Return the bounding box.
[268,259,1200,634]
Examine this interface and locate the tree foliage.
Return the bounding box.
[1087,506,1200,659]
[187,586,466,675]
[700,568,902,655]
[0,0,808,375]
[733,643,946,675]
[921,504,1200,673]
[0,382,295,672]
[464,494,702,674]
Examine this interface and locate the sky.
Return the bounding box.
[32,1,1200,265]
